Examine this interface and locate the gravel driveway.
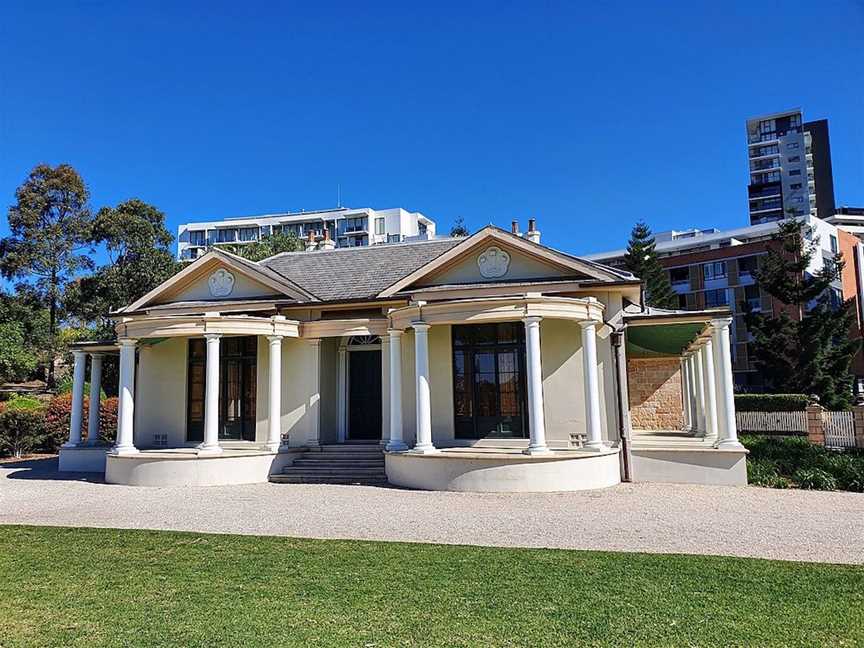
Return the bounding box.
[2,457,862,565]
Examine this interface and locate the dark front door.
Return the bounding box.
[453,323,528,439]
[187,336,257,443]
[348,349,382,440]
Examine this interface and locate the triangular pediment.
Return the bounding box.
[378,226,626,297]
[119,248,316,313]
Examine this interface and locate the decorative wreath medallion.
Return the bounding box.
[477,246,511,278]
[208,268,235,297]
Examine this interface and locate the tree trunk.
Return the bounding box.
[47,268,57,388]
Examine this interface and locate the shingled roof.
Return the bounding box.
[260,238,463,301]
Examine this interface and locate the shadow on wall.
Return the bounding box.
[3,456,105,483]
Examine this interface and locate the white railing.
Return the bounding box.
[823,411,856,449]
[735,411,807,433]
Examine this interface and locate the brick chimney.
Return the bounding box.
[511,220,520,236]
[305,231,317,252]
[525,218,541,244]
[319,227,336,251]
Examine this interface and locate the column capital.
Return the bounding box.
[204,332,222,341]
[411,321,430,332]
[522,315,543,326]
[578,319,599,330]
[387,328,404,338]
[118,338,137,347]
[710,317,733,331]
[305,337,321,347]
[71,349,87,359]
[88,352,105,360]
[266,334,283,344]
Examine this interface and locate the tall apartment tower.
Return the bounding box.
[746,109,836,225]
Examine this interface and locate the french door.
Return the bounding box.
[187,336,257,442]
[452,323,528,439]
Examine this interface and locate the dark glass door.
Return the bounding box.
[453,323,528,439]
[348,350,382,440]
[187,336,257,443]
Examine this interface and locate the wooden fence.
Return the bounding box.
[735,411,807,434]
[822,411,857,449]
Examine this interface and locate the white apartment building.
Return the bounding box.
[746,109,836,225]
[177,207,437,261]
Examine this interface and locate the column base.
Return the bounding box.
[583,441,608,452]
[196,444,223,456]
[523,444,551,455]
[263,442,281,453]
[716,438,745,450]
[411,444,439,454]
[386,440,409,452]
[84,439,109,447]
[110,445,139,456]
[61,441,81,449]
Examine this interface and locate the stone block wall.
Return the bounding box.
[627,358,684,431]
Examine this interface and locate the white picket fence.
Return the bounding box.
[735,411,807,434]
[823,411,857,449]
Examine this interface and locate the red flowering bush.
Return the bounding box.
[44,393,118,450]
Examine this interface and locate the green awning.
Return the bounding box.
[626,323,704,358]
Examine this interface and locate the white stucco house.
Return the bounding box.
[59,220,746,491]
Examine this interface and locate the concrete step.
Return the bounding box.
[302,452,384,460]
[291,459,384,468]
[314,444,383,452]
[283,466,385,476]
[270,474,389,485]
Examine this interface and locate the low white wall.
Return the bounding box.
[58,446,108,473]
[630,448,748,486]
[105,451,294,487]
[386,450,621,492]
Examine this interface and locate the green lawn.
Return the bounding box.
[1,526,862,647]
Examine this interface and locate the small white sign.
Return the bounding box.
[208,268,235,297]
[477,246,510,278]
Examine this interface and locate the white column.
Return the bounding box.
[112,339,138,455]
[580,320,606,450]
[307,339,321,447]
[62,351,87,448]
[687,353,699,433]
[337,345,347,442]
[199,333,223,454]
[386,329,408,451]
[700,339,719,441]
[712,318,743,448]
[412,322,437,453]
[524,316,550,454]
[680,356,691,431]
[85,353,104,445]
[266,335,282,451]
[692,347,706,435]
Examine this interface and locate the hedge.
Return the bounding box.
[734,394,810,412]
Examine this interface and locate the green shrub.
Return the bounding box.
[3,394,44,412]
[817,454,864,493]
[793,468,838,491]
[0,409,47,457]
[747,459,791,488]
[734,394,809,412]
[742,435,864,492]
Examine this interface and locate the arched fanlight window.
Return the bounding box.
[347,335,381,347]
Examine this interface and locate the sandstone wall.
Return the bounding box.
[627,358,684,431]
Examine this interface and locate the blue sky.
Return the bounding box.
[1,1,862,259]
